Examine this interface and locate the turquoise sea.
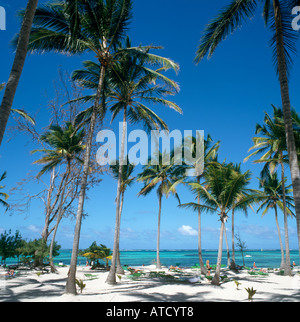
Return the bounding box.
[2,249,299,268]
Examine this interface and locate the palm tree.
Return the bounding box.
[0,171,9,210]
[32,122,85,272]
[22,0,133,294]
[195,0,300,257]
[110,157,135,275]
[228,163,255,271]
[138,153,184,269]
[244,106,295,275]
[72,37,181,285]
[180,162,255,285]
[24,0,180,293]
[256,171,295,270]
[0,0,38,145]
[184,134,220,274]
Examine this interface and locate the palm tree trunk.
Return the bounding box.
[156,193,162,269]
[223,224,231,267]
[275,205,285,270]
[106,109,127,285]
[66,65,106,295]
[212,215,225,286]
[281,160,292,276]
[273,0,300,262]
[116,191,125,275]
[197,178,206,275]
[230,208,237,271]
[0,0,39,145]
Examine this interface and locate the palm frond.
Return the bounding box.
[11,109,36,125]
[195,0,258,63]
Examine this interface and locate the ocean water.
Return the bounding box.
[2,249,299,268]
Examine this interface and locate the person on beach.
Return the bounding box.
[206,260,211,270]
[5,270,15,277]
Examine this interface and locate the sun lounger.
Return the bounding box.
[84,273,98,280]
[127,272,143,280]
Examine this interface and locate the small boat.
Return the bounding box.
[245,255,252,258]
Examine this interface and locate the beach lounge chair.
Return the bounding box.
[84,273,98,280]
[127,272,143,280]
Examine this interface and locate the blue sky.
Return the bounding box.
[0,0,299,250]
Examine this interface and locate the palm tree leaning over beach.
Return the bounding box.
[110,158,135,275]
[0,0,38,146]
[256,171,295,270]
[25,0,181,291]
[138,153,185,270]
[180,162,255,286]
[244,106,299,275]
[195,0,300,260]
[0,172,9,211]
[21,0,134,294]
[72,37,181,285]
[32,122,85,272]
[106,40,181,285]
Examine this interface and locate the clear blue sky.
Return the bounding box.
[0,0,299,250]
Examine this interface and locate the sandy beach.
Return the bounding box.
[1,265,300,302]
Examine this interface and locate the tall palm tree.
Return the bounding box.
[228,163,255,271]
[184,134,220,274]
[72,37,181,285]
[195,0,300,257]
[110,157,135,275]
[0,0,38,145]
[22,0,132,294]
[24,0,179,293]
[32,122,85,272]
[0,171,9,210]
[256,171,295,270]
[180,162,255,286]
[244,106,295,274]
[138,153,184,269]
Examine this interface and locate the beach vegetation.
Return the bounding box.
[75,279,86,294]
[233,279,241,290]
[245,287,257,302]
[19,238,61,268]
[0,230,22,264]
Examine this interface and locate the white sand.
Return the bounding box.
[1,265,300,302]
